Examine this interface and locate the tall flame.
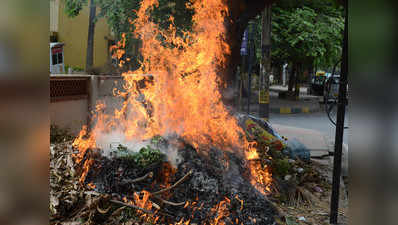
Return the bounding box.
[76,0,243,151]
[73,0,272,194]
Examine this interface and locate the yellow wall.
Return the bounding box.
[58,1,111,70]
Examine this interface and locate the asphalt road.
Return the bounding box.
[269,109,350,144]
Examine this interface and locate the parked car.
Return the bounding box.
[308,75,327,96]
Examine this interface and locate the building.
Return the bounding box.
[50,0,114,72]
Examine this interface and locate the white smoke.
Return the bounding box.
[94,130,182,167]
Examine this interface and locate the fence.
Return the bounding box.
[50,75,124,135]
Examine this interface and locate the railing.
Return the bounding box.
[50,75,90,102]
[50,74,123,134]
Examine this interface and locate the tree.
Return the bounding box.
[270,0,344,95]
[64,0,275,77]
[86,0,96,71]
[64,0,96,71]
[86,0,194,70]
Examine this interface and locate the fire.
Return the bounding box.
[248,160,272,195]
[171,197,237,225]
[245,141,259,160]
[75,0,242,151]
[122,191,158,223]
[73,0,272,197]
[87,182,96,190]
[72,125,96,165]
[210,197,230,225]
[133,191,153,211]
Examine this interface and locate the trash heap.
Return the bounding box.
[50,115,336,225]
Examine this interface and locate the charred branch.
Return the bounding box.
[151,169,193,196]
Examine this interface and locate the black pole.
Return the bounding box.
[239,54,246,111]
[259,5,271,120]
[330,1,348,223]
[247,22,255,114]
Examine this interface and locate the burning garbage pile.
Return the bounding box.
[72,132,277,225]
[50,0,338,224]
[50,120,275,224]
[50,114,336,225]
[50,114,332,225]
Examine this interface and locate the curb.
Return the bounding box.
[270,106,320,114]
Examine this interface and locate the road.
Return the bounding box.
[269,109,350,145]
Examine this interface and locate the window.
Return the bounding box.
[52,54,58,65]
[57,52,63,64]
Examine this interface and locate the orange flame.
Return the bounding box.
[75,0,243,151]
[248,160,272,195]
[210,197,231,225]
[245,141,259,160]
[73,0,272,194]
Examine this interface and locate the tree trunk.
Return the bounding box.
[259,5,272,119]
[86,0,96,72]
[288,63,296,92]
[294,63,301,98]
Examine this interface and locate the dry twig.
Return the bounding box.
[123,172,154,184]
[152,195,186,206]
[109,199,155,215]
[151,170,193,196]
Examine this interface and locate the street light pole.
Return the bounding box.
[259,5,272,120]
[330,0,348,223]
[246,21,255,115]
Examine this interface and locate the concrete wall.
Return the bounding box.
[50,99,88,135]
[50,75,123,135]
[96,76,124,115]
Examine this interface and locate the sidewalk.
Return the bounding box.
[239,93,322,116]
[270,92,321,114]
[272,123,348,176]
[272,124,329,153]
[272,123,332,168]
[237,85,322,115]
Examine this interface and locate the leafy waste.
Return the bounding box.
[50,115,347,224]
[111,144,165,168]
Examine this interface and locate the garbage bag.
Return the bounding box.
[283,138,311,162]
[237,114,286,152]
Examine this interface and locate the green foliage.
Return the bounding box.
[93,0,193,41]
[272,158,292,178]
[135,145,165,167]
[95,0,140,39]
[273,0,344,68]
[65,0,193,69]
[65,65,84,72]
[114,144,165,168]
[63,0,87,18]
[251,0,344,70]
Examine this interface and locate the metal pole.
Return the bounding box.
[259,5,271,120]
[246,22,255,115]
[240,29,248,112]
[240,53,246,111]
[330,1,348,223]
